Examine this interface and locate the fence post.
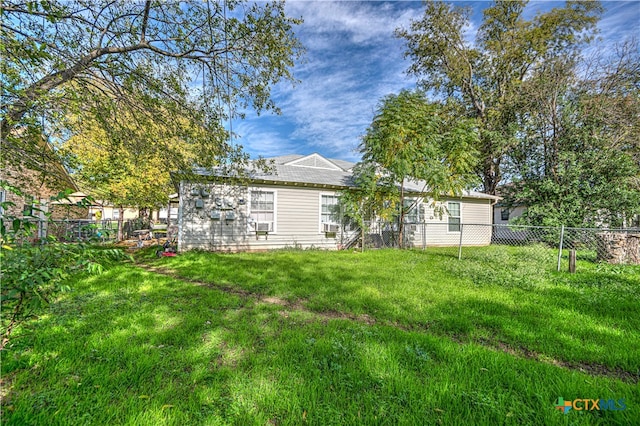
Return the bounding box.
[569,249,576,273]
[557,225,565,272]
[458,224,464,260]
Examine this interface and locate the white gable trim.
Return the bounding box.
[283,153,343,171]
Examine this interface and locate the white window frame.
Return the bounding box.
[249,188,277,233]
[319,192,340,233]
[447,201,461,233]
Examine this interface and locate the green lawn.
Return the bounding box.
[2,246,639,425]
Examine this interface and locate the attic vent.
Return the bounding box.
[285,154,342,171]
[298,157,321,167]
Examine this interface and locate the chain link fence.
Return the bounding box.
[17,217,179,244]
[354,222,640,269]
[44,219,118,242]
[43,218,177,242]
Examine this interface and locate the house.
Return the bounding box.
[493,202,526,225]
[175,153,499,252]
[1,133,86,223]
[87,201,139,222]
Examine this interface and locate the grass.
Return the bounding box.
[2,246,639,425]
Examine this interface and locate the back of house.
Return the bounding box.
[175,153,498,252]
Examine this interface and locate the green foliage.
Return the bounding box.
[346,90,479,246]
[396,0,603,194]
[506,46,640,227]
[0,184,130,349]
[1,1,303,183]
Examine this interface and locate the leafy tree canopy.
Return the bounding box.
[506,43,640,227]
[344,90,479,246]
[396,0,602,194]
[1,0,303,196]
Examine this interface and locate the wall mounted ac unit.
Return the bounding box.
[323,223,340,233]
[225,211,236,221]
[210,210,221,220]
[256,223,270,232]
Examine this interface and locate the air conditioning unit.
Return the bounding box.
[256,223,270,232]
[323,223,340,233]
[225,211,236,221]
[210,210,221,220]
[406,225,417,232]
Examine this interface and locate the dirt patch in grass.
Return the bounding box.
[136,262,638,384]
[476,337,639,384]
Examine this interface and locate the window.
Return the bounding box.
[320,195,339,225]
[23,195,34,217]
[403,198,420,223]
[501,208,510,221]
[448,201,461,232]
[250,191,275,232]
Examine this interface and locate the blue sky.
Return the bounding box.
[235,1,640,163]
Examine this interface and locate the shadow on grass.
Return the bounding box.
[142,249,640,376]
[2,261,639,425]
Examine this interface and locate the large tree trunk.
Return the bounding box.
[481,155,501,196]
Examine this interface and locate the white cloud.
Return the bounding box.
[238,1,638,163]
[239,1,421,162]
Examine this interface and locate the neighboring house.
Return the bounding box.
[175,153,499,252]
[1,136,86,222]
[492,200,529,242]
[493,203,526,225]
[88,201,139,222]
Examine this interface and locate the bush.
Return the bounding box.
[0,184,130,349]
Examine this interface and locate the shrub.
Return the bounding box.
[0,184,129,349]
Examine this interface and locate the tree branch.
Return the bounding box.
[140,0,151,43]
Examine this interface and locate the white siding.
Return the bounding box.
[409,198,493,247]
[493,205,527,225]
[179,182,348,251]
[178,181,496,251]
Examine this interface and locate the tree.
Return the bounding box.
[506,42,640,227]
[1,0,303,177]
[396,0,602,194]
[349,90,479,247]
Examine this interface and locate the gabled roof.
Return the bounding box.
[192,153,499,201]
[3,129,79,193]
[250,153,355,188]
